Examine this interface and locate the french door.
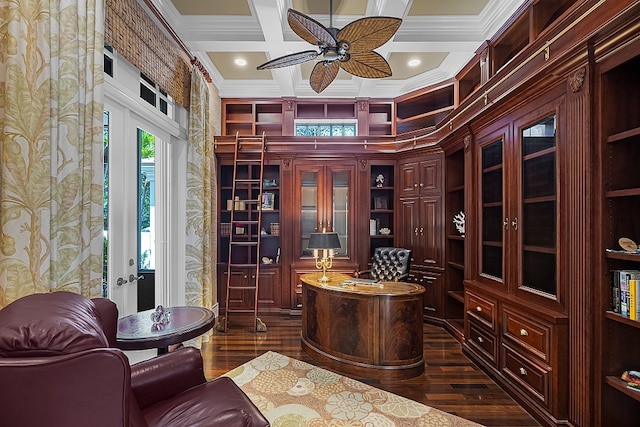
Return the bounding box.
[103,103,168,317]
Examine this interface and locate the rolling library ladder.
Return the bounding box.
[222,132,267,333]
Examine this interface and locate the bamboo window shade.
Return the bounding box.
[105,0,192,108]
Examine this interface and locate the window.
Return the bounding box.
[295,123,357,136]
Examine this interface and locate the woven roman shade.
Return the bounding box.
[105,0,191,108]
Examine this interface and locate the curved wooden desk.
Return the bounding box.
[301,272,425,380]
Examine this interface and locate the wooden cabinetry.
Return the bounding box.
[398,153,445,319]
[465,92,568,425]
[217,160,281,313]
[291,160,358,309]
[596,45,640,426]
[217,266,281,313]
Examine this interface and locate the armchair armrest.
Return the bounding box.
[396,272,410,281]
[131,347,206,409]
[0,349,130,427]
[354,269,371,278]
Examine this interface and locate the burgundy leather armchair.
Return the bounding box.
[0,292,269,427]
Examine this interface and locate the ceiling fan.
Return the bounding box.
[256,1,402,93]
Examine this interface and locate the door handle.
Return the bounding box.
[116,277,128,286]
[129,274,144,283]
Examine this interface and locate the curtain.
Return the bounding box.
[185,67,215,320]
[0,0,105,308]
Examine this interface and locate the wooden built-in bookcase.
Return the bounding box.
[213,2,640,425]
[596,43,640,426]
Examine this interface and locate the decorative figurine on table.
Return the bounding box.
[453,211,465,237]
[150,305,171,331]
[376,174,385,187]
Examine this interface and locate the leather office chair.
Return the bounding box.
[0,291,269,427]
[355,247,412,282]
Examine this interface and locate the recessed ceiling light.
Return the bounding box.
[235,58,247,66]
[408,59,421,67]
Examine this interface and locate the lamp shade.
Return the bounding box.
[307,232,341,249]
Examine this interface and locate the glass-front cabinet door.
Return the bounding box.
[479,137,506,288]
[295,161,355,263]
[300,168,320,257]
[517,114,557,299]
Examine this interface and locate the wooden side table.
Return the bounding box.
[116,306,215,354]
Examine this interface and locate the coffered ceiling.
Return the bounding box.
[150,0,527,98]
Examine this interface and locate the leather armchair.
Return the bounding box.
[355,247,412,282]
[0,292,269,427]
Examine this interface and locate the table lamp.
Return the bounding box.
[308,232,341,282]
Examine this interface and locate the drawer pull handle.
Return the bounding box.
[477,336,484,343]
[476,306,482,312]
[520,328,528,337]
[519,367,528,376]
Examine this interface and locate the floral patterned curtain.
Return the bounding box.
[0,0,105,308]
[185,67,215,316]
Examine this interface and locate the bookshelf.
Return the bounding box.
[444,147,465,339]
[369,163,395,260]
[597,48,640,425]
[395,83,454,135]
[218,161,282,312]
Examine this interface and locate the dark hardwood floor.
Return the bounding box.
[201,314,541,427]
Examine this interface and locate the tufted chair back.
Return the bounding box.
[369,247,412,281]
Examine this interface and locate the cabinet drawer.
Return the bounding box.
[466,291,496,331]
[502,308,550,362]
[467,321,498,366]
[501,344,550,408]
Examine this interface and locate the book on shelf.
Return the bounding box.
[611,270,640,318]
[632,278,639,320]
[621,370,640,392]
[612,270,621,313]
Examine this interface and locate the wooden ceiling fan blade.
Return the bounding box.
[340,51,392,78]
[310,61,339,93]
[288,9,336,47]
[337,17,402,52]
[257,50,319,70]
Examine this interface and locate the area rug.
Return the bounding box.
[223,351,483,426]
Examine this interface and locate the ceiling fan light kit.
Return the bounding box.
[257,6,402,93]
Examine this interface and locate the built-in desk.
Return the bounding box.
[300,272,425,379]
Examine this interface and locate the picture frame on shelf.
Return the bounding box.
[262,192,275,210]
[374,196,388,210]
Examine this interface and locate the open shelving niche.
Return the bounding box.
[444,148,465,338]
[598,51,640,424]
[218,163,281,266]
[369,163,395,261]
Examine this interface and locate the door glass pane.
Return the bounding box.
[103,111,110,297]
[300,171,318,257]
[332,170,349,257]
[521,115,556,296]
[138,129,155,271]
[481,139,503,280]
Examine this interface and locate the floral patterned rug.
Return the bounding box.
[223,351,483,426]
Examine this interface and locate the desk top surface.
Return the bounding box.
[300,272,425,296]
[116,306,215,350]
